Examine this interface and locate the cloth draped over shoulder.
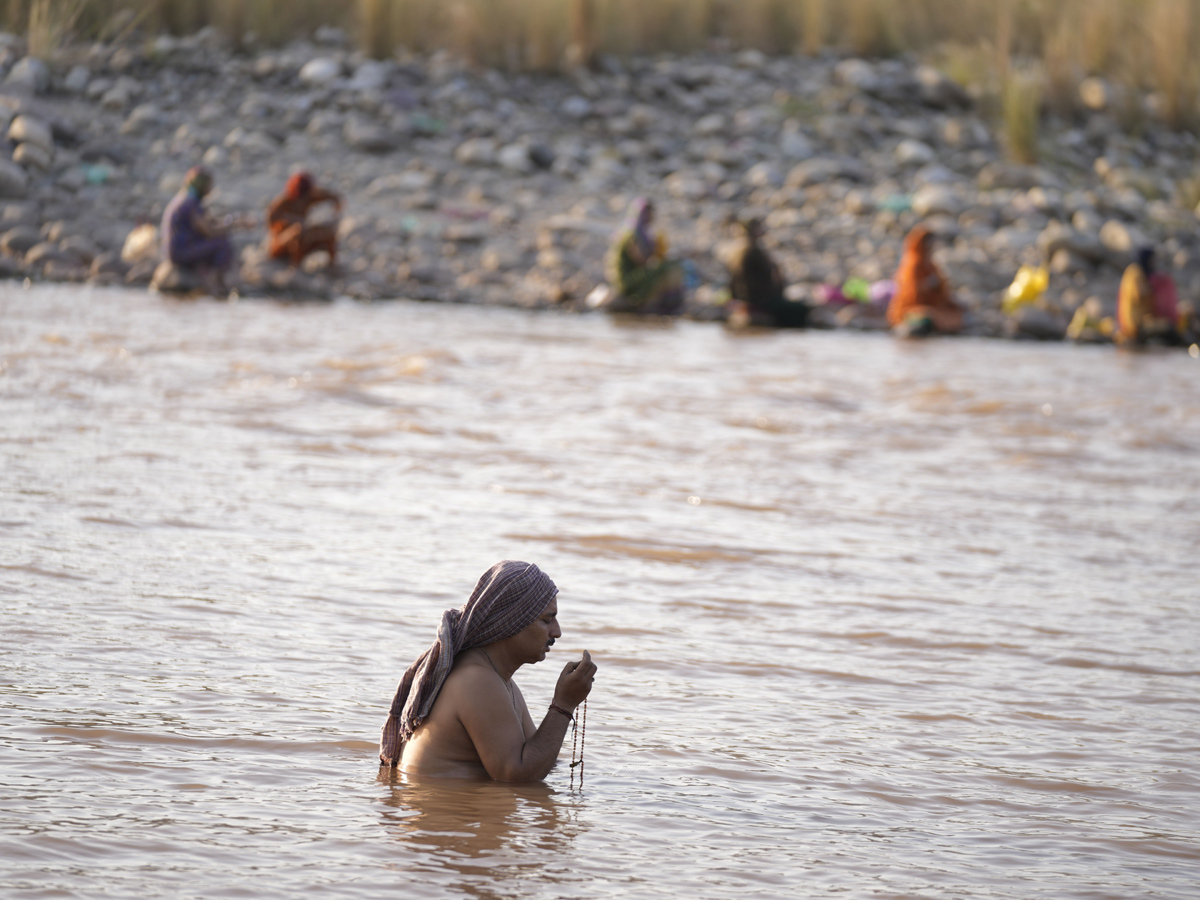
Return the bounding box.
[888,225,960,330]
[379,560,558,766]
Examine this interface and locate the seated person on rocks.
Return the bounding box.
[380,560,596,782]
[160,166,235,294]
[267,171,342,268]
[728,217,808,328]
[887,225,964,337]
[1116,247,1184,346]
[605,197,686,315]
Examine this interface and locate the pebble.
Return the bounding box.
[299,58,342,87]
[5,57,50,94]
[8,115,53,153]
[0,159,29,199]
[13,142,51,171]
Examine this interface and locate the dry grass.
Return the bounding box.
[25,0,87,57]
[5,0,1200,130]
[1002,69,1042,164]
[1148,0,1200,129]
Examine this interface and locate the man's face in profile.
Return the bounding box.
[512,599,561,664]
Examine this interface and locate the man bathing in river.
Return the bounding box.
[380,560,596,782]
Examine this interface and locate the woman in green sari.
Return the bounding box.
[606,198,685,315]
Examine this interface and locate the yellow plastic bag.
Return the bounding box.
[1002,265,1048,314]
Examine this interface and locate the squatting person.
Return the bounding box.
[379,560,596,782]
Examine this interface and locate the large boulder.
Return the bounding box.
[5,57,50,94]
[121,224,159,264]
[8,114,54,153]
[0,225,40,256]
[0,159,29,199]
[12,142,51,171]
[299,57,342,86]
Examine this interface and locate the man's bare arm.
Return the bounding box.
[458,651,595,783]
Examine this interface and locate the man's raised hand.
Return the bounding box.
[554,650,596,710]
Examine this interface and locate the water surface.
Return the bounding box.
[2,285,1198,899]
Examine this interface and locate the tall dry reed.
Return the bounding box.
[24,0,86,57]
[6,0,1200,131]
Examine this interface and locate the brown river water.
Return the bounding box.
[2,284,1198,899]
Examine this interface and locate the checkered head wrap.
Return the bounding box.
[379,560,558,766]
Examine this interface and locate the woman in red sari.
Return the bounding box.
[267,171,342,267]
[887,225,964,336]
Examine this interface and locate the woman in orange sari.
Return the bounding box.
[887,225,964,336]
[267,171,342,267]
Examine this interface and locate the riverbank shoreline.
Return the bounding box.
[1,27,1198,342]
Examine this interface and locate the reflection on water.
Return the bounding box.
[379,772,583,900]
[1,285,1198,900]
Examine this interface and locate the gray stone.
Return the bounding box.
[785,157,870,188]
[528,143,555,170]
[979,162,1052,191]
[1050,247,1094,274]
[348,60,391,92]
[1,225,40,255]
[150,259,202,294]
[895,139,936,167]
[120,103,162,136]
[25,241,67,266]
[121,224,159,264]
[745,162,782,188]
[692,113,726,137]
[101,77,141,110]
[343,118,396,153]
[223,127,279,155]
[90,251,128,278]
[8,115,53,153]
[912,184,965,218]
[5,56,50,94]
[497,143,533,174]
[915,65,969,108]
[59,235,99,264]
[63,64,91,94]
[1012,306,1067,341]
[560,96,592,120]
[0,159,29,198]
[454,137,496,166]
[299,57,342,86]
[1039,222,1106,264]
[12,142,51,171]
[1080,77,1110,112]
[1099,219,1148,256]
[834,59,878,92]
[780,121,814,160]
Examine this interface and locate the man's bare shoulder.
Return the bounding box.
[437,653,503,706]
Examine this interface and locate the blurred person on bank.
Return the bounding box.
[887,225,964,337]
[605,197,686,315]
[380,560,596,782]
[160,166,236,294]
[267,171,342,268]
[1116,247,1189,346]
[727,216,809,328]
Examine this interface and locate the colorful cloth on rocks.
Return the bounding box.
[379,560,559,766]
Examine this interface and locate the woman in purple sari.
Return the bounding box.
[160,166,235,294]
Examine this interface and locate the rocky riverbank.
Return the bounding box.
[1,26,1198,339]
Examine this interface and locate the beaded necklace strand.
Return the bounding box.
[569,699,587,790]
